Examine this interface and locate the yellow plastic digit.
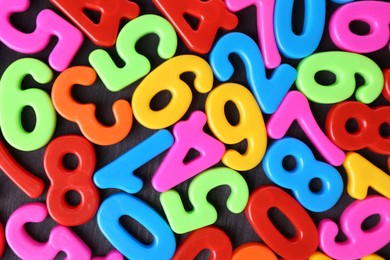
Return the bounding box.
[308,252,332,260]
[132,55,213,129]
[205,83,267,171]
[343,152,390,200]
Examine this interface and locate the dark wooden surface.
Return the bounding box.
[0,0,389,259]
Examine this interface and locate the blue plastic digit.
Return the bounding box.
[274,0,325,59]
[210,32,296,114]
[262,137,343,212]
[331,0,354,3]
[93,129,174,193]
[97,192,176,260]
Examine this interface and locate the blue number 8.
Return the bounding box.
[262,137,343,212]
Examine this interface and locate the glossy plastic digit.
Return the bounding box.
[50,0,139,47]
[89,14,177,92]
[0,222,4,257]
[152,0,238,54]
[232,243,277,260]
[0,138,44,198]
[210,32,296,114]
[94,130,174,193]
[0,58,56,151]
[160,167,249,234]
[382,69,390,102]
[263,137,343,212]
[329,1,390,53]
[6,202,91,259]
[267,91,345,166]
[44,135,99,226]
[132,55,213,129]
[224,0,280,69]
[206,83,267,171]
[297,51,383,104]
[97,193,176,260]
[173,226,232,260]
[274,0,325,59]
[52,66,133,146]
[343,152,390,200]
[319,196,390,259]
[326,101,390,154]
[246,186,318,259]
[0,0,83,71]
[308,252,332,260]
[152,111,225,192]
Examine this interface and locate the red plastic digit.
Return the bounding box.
[0,221,4,257]
[382,69,390,102]
[50,0,139,47]
[152,0,238,54]
[172,226,232,260]
[44,135,99,226]
[326,101,390,154]
[0,139,44,198]
[245,185,318,260]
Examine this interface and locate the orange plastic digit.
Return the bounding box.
[44,135,99,226]
[52,66,133,146]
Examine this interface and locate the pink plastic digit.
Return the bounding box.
[329,1,390,53]
[0,0,83,71]
[224,0,280,69]
[152,111,225,192]
[5,202,123,260]
[319,196,390,259]
[267,91,345,166]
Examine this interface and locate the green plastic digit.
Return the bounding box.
[296,51,383,104]
[89,14,178,92]
[160,167,249,234]
[0,58,56,151]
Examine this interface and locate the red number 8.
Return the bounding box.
[326,101,390,154]
[44,135,99,226]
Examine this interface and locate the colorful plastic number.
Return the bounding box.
[94,130,174,194]
[232,243,277,260]
[0,138,44,198]
[319,196,390,259]
[224,0,280,69]
[210,32,296,114]
[206,83,267,171]
[308,252,332,260]
[274,0,325,59]
[52,66,133,146]
[329,1,390,53]
[326,101,390,154]
[0,58,56,151]
[297,51,383,104]
[44,135,99,226]
[153,0,238,54]
[263,137,343,212]
[343,152,390,200]
[0,0,83,71]
[0,222,4,257]
[173,226,232,260]
[50,0,139,47]
[267,91,345,166]
[160,167,249,234]
[6,202,122,259]
[89,14,177,92]
[382,69,390,102]
[246,186,318,259]
[97,193,176,260]
[152,111,225,192]
[132,55,213,129]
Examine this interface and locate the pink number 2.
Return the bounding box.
[0,0,83,71]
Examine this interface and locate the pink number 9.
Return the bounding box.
[329,1,390,54]
[319,196,390,259]
[0,0,83,71]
